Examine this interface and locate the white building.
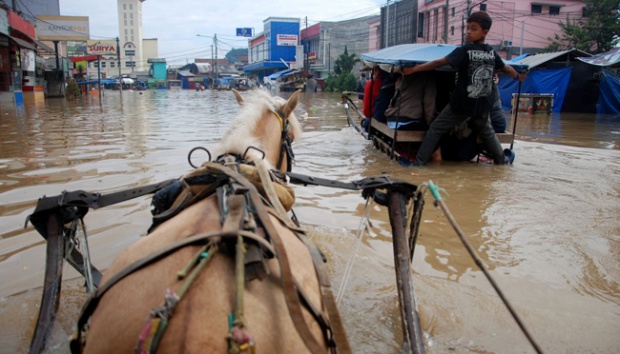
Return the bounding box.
[117,0,146,74]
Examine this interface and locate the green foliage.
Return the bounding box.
[66,79,81,100]
[334,46,360,75]
[546,0,620,53]
[324,72,356,92]
[225,48,249,63]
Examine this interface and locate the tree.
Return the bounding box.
[333,46,360,75]
[225,48,248,64]
[546,0,620,53]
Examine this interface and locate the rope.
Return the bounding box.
[336,195,374,305]
[424,180,544,354]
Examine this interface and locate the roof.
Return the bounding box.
[577,47,620,67]
[360,43,528,72]
[177,70,195,77]
[267,68,296,79]
[243,60,288,72]
[510,49,592,69]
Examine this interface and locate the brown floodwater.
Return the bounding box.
[0,89,619,354]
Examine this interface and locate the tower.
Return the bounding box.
[117,0,145,74]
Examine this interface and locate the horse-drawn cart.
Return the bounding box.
[342,44,528,163]
[25,89,429,354]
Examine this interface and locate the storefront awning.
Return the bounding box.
[9,36,36,50]
[243,61,288,72]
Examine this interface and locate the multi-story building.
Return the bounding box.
[301,15,380,79]
[413,0,586,58]
[117,0,149,74]
[244,17,301,81]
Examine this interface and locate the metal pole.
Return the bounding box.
[97,55,101,100]
[385,0,390,48]
[444,0,450,43]
[116,37,122,94]
[214,34,218,79]
[520,21,524,56]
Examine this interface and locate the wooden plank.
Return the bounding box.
[370,119,514,144]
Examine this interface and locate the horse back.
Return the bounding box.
[83,194,327,354]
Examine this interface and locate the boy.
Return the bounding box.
[401,11,523,166]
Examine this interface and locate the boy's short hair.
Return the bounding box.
[468,11,492,30]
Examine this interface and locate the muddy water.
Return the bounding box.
[0,90,618,354]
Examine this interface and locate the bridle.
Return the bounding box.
[272,106,295,172]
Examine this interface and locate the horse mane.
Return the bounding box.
[217,89,302,165]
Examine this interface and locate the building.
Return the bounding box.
[244,17,300,82]
[301,15,380,79]
[117,0,149,74]
[414,0,586,58]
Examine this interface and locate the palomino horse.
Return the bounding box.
[72,89,350,353]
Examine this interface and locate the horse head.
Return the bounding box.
[218,89,302,173]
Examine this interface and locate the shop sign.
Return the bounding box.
[277,34,298,46]
[86,40,117,55]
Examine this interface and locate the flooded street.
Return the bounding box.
[1,89,619,353]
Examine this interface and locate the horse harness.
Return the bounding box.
[68,156,351,354]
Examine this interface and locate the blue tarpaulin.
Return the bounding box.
[497,67,572,112]
[597,69,620,115]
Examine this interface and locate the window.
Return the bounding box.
[130,13,133,19]
[125,50,135,56]
[94,61,99,67]
[549,6,560,15]
[582,7,588,17]
[101,62,106,68]
[531,5,542,14]
[480,4,487,11]
[123,4,126,10]
[125,61,135,67]
[130,29,134,35]
[124,20,127,25]
[451,7,455,17]
[418,12,424,37]
[129,4,132,9]
[130,20,133,26]
[451,26,454,36]
[124,13,126,19]
[125,36,128,41]
[110,62,115,68]
[131,36,134,42]
[124,29,128,35]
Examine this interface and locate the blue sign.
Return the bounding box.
[236,28,253,37]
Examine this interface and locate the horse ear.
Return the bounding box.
[281,90,301,117]
[232,89,244,105]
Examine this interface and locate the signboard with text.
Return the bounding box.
[86,40,117,55]
[36,16,89,41]
[277,34,298,46]
[236,28,253,37]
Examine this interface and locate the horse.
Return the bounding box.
[72,89,350,354]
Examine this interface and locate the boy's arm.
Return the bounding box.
[501,65,526,82]
[401,57,449,75]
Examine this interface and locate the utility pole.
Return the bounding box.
[462,0,471,45]
[304,16,308,72]
[385,0,390,48]
[214,34,218,79]
[116,37,122,94]
[520,20,524,56]
[444,0,450,44]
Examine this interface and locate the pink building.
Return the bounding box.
[417,0,586,58]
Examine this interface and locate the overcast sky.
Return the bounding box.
[58,0,384,65]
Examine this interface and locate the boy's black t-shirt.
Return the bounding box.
[446,42,505,117]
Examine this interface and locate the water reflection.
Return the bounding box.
[0,90,619,354]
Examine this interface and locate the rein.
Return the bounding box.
[67,158,349,354]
